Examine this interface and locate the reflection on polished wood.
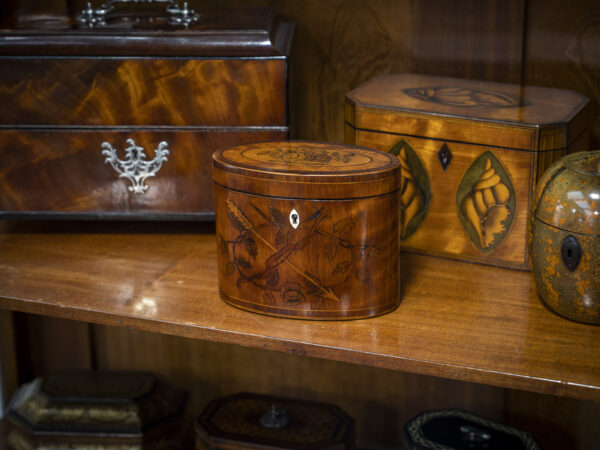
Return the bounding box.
[0,221,598,401]
[0,59,286,127]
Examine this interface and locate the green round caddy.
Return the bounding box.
[528,150,600,325]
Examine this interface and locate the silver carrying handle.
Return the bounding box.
[77,0,199,27]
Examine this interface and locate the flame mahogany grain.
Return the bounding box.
[0,130,286,216]
[0,59,287,127]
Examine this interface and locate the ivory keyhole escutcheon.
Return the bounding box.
[289,209,300,229]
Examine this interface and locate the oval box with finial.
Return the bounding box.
[212,141,401,320]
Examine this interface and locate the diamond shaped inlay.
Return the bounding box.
[438,143,452,171]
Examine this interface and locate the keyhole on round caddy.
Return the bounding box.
[561,235,581,272]
[289,209,300,229]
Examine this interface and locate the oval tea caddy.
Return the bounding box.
[212,141,401,320]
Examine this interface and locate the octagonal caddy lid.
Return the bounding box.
[532,150,600,236]
[6,370,187,436]
[195,392,355,449]
[212,141,401,200]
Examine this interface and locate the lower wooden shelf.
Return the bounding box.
[0,221,598,402]
[0,419,6,448]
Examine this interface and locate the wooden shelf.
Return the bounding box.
[0,221,598,402]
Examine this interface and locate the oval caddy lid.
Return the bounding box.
[532,150,600,236]
[212,141,401,199]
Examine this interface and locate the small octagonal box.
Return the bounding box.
[5,371,188,449]
[195,392,355,449]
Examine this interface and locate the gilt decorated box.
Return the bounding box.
[345,73,591,269]
[5,370,188,449]
[195,392,355,449]
[403,409,541,450]
[0,1,292,219]
[213,141,401,320]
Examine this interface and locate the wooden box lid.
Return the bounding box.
[345,73,591,151]
[212,141,401,199]
[195,392,355,449]
[6,370,187,445]
[0,3,293,57]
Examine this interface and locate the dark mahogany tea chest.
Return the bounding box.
[345,73,590,269]
[213,141,401,320]
[0,1,292,219]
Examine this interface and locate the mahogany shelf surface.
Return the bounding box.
[0,221,598,402]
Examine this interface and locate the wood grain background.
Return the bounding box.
[201,0,597,148]
[3,1,600,449]
[16,0,600,146]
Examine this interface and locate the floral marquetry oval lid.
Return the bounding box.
[213,141,401,199]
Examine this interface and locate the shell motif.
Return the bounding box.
[389,140,431,240]
[403,86,528,108]
[457,152,516,252]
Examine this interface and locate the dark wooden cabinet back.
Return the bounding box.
[7,1,598,145]
[197,0,598,149]
[2,1,600,449]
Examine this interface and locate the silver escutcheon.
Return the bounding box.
[102,138,169,194]
[289,209,300,229]
[259,405,289,429]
